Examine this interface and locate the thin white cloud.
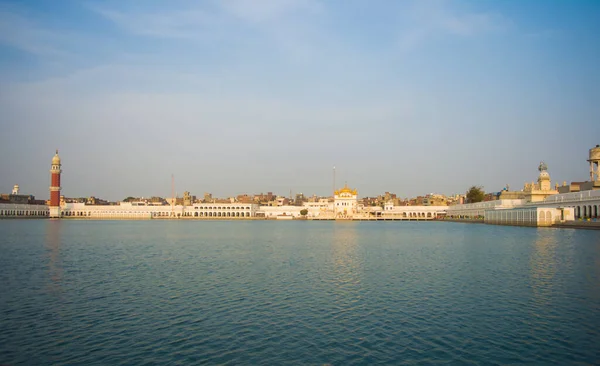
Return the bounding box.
[92,6,219,40]
[91,0,322,40]
[219,0,322,23]
[0,10,67,56]
[397,0,512,51]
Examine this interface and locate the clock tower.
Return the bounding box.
[49,150,62,218]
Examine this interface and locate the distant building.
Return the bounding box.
[0,193,44,205]
[294,193,305,206]
[183,191,196,206]
[483,192,501,202]
[86,196,110,205]
[1,184,45,205]
[236,194,254,204]
[423,194,448,206]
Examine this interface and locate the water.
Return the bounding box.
[1,220,599,365]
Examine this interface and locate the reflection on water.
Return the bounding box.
[330,223,362,301]
[45,220,63,294]
[529,230,559,306]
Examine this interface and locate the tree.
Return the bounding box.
[300,209,308,216]
[466,186,485,203]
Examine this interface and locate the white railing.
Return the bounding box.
[541,189,600,204]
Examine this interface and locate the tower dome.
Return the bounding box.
[538,170,550,180]
[52,150,61,165]
[537,161,551,191]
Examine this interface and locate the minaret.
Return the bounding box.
[49,150,62,218]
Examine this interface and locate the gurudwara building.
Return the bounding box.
[334,184,359,218]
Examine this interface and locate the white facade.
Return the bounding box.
[60,202,258,219]
[334,185,358,218]
[188,203,258,218]
[0,203,49,218]
[258,205,333,218]
[446,200,524,219]
[445,190,600,226]
[523,189,600,220]
[485,207,572,227]
[382,204,448,219]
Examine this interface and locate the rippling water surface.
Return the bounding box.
[1,220,599,365]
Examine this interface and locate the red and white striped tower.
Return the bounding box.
[49,150,62,218]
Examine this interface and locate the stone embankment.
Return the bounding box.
[440,218,485,224]
[553,221,600,230]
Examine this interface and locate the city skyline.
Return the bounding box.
[1,1,599,201]
[0,147,595,204]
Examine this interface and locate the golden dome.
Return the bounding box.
[335,184,357,195]
[52,149,61,165]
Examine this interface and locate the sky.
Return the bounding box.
[1,0,599,201]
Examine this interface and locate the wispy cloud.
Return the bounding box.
[88,0,327,65]
[0,10,67,56]
[397,0,512,51]
[90,0,322,40]
[219,0,322,23]
[92,6,219,40]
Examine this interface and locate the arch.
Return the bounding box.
[595,205,598,218]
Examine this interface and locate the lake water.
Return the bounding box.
[1,220,599,365]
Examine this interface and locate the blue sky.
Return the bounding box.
[1,0,599,201]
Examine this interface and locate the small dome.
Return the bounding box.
[52,150,61,165]
[538,171,550,180]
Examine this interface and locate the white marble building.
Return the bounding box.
[60,202,258,219]
[0,203,49,218]
[383,202,448,219]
